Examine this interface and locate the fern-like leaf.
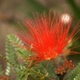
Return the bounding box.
[67,62,80,80]
[7,34,31,58]
[5,34,32,79]
[5,36,19,76]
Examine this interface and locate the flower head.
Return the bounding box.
[18,12,78,61]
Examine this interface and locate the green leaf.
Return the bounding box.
[67,62,80,80]
[74,73,80,80]
[0,65,3,75]
[5,35,19,76]
[7,34,31,58]
[5,34,33,79]
[30,60,58,80]
[41,60,57,79]
[16,66,29,80]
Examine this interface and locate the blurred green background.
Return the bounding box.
[0,0,80,79]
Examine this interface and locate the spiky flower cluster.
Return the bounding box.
[56,60,74,75]
[18,12,78,62]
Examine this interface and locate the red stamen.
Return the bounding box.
[17,12,79,62]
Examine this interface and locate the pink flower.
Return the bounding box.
[18,12,78,61]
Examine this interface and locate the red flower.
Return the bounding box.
[18,12,78,61]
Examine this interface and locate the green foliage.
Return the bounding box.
[0,65,3,75]
[28,61,57,80]
[67,62,80,80]
[41,60,57,79]
[5,34,31,75]
[7,34,31,58]
[74,73,80,80]
[5,35,19,76]
[16,65,29,80]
